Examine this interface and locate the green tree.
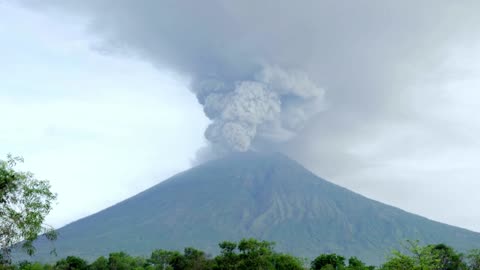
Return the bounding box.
[346,257,374,270]
[467,249,480,270]
[89,256,108,270]
[0,154,57,264]
[149,250,179,270]
[214,241,239,270]
[380,252,415,270]
[271,253,304,270]
[311,254,345,270]
[183,247,212,270]
[54,256,88,270]
[429,244,466,270]
[237,238,275,270]
[167,252,188,270]
[214,239,304,270]
[18,261,51,270]
[380,240,444,270]
[108,252,145,270]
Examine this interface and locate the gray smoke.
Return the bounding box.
[18,0,480,162]
[195,65,324,153]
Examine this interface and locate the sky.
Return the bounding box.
[0,3,209,226]
[1,1,480,232]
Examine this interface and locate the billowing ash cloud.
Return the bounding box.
[194,65,324,152]
[18,0,480,162]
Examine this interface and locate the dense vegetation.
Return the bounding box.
[3,239,480,270]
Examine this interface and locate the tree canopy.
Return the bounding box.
[4,239,480,270]
[0,154,57,264]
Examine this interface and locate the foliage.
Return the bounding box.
[466,250,480,270]
[107,252,146,270]
[236,238,275,270]
[0,155,57,265]
[90,257,108,270]
[429,244,466,270]
[379,240,469,270]
[148,250,179,270]
[311,253,345,270]
[6,239,480,270]
[214,242,237,270]
[214,238,304,270]
[54,256,88,270]
[347,257,375,270]
[271,253,304,270]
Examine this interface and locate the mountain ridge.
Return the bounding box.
[25,151,480,264]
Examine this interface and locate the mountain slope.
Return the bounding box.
[27,152,480,264]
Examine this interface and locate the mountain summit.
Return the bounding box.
[29,152,480,264]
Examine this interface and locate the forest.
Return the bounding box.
[2,238,480,270]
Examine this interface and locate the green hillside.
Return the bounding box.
[25,152,480,264]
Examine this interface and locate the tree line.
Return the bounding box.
[2,238,480,270]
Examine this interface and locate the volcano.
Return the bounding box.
[28,152,480,264]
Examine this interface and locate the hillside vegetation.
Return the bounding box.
[6,238,480,270]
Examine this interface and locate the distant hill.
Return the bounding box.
[24,152,480,264]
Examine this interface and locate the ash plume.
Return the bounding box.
[18,0,480,162]
[194,65,325,153]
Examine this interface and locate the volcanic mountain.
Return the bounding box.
[28,152,480,264]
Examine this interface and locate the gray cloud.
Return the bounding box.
[18,0,480,229]
[20,0,478,150]
[21,0,479,158]
[197,65,324,152]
